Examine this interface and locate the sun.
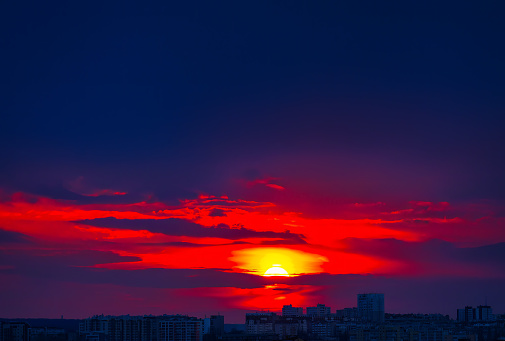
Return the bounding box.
[263,264,290,277]
[230,247,328,277]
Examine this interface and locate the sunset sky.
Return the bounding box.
[1,2,505,323]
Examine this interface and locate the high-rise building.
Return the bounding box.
[457,305,493,322]
[357,293,385,323]
[203,315,224,337]
[475,305,493,321]
[282,305,304,316]
[306,304,331,318]
[457,306,475,322]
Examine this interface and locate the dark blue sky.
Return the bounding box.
[2,1,504,202]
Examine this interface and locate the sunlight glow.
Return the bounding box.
[263,264,290,277]
[230,247,328,277]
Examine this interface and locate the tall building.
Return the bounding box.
[203,315,224,337]
[357,293,385,323]
[457,305,493,322]
[282,304,304,316]
[306,304,331,318]
[457,307,475,322]
[475,305,493,321]
[141,317,159,341]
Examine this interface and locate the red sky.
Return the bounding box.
[2,180,505,322]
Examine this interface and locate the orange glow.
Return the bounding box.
[176,284,320,312]
[230,247,327,276]
[263,264,290,277]
[227,284,320,311]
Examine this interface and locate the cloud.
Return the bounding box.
[75,217,306,243]
[0,229,32,244]
[208,208,227,217]
[230,247,327,276]
[0,248,266,289]
[339,238,505,277]
[0,249,141,269]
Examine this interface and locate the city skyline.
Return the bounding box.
[3,294,504,341]
[1,1,505,324]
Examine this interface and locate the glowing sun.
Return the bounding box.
[231,247,328,277]
[263,264,290,277]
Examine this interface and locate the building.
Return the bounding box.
[357,293,385,323]
[457,306,493,322]
[141,317,159,341]
[336,307,359,321]
[203,315,224,338]
[1,322,29,341]
[475,305,493,321]
[245,313,276,335]
[29,327,66,341]
[273,316,308,339]
[282,305,304,317]
[79,315,203,341]
[311,321,336,338]
[80,316,109,337]
[457,307,474,323]
[306,304,331,318]
[159,318,202,341]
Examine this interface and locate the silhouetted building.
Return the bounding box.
[311,321,336,338]
[358,293,385,323]
[220,334,277,341]
[245,313,276,335]
[29,327,66,341]
[79,315,202,341]
[1,322,29,341]
[159,318,202,341]
[306,304,331,318]
[203,315,224,338]
[281,304,304,317]
[457,306,493,322]
[274,316,308,339]
[141,317,159,341]
[336,307,359,321]
[458,307,474,322]
[476,305,493,321]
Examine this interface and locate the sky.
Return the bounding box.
[1,1,505,323]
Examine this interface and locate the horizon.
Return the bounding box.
[0,295,498,324]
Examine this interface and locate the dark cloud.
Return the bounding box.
[208,208,227,217]
[376,217,505,246]
[260,239,307,245]
[75,217,306,242]
[0,229,32,244]
[136,241,251,248]
[340,238,505,277]
[0,249,141,269]
[0,249,266,289]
